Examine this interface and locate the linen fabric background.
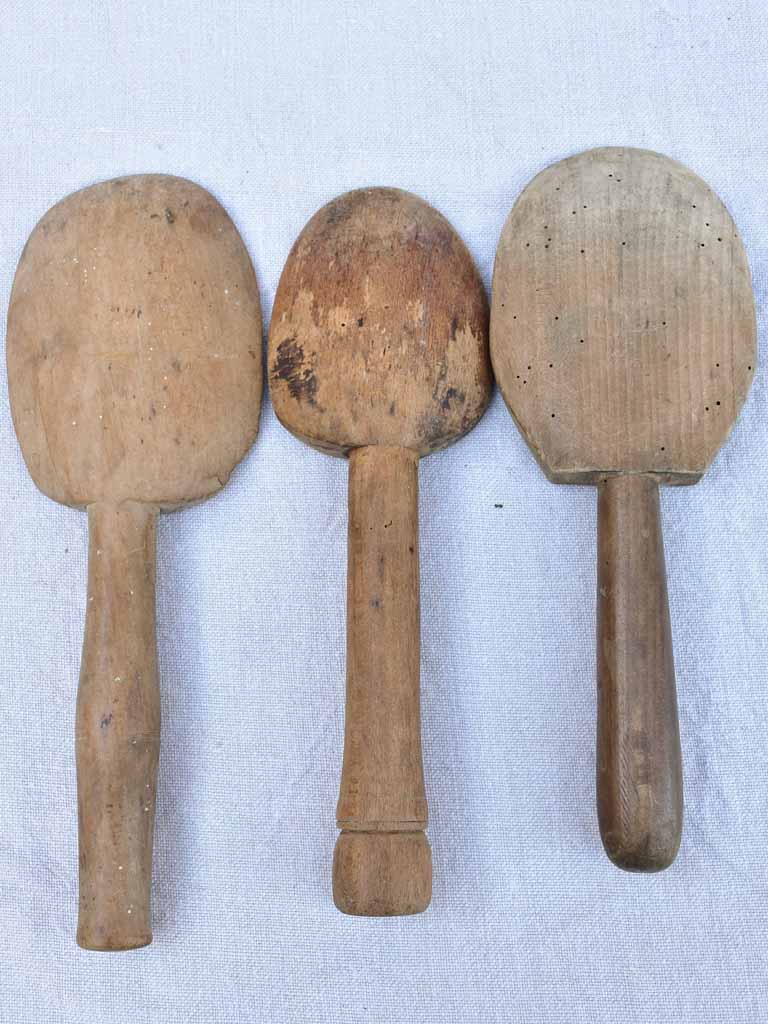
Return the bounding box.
[0,2,766,1021]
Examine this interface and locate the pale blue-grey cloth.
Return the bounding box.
[0,2,766,1021]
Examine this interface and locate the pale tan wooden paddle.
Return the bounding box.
[7,175,262,948]
[269,187,491,914]
[492,148,756,871]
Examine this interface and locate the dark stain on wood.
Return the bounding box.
[272,337,318,406]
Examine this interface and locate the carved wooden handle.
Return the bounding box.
[596,474,683,871]
[333,445,432,915]
[76,501,161,949]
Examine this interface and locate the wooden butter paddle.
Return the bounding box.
[7,175,262,948]
[269,188,491,914]
[491,148,755,870]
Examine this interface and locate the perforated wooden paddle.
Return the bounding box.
[269,187,491,914]
[7,175,262,948]
[491,148,755,871]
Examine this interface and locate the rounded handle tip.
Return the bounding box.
[76,926,152,952]
[77,902,152,951]
[600,822,681,873]
[333,831,432,916]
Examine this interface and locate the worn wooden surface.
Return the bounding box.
[597,475,682,871]
[270,187,491,457]
[491,147,755,484]
[491,148,755,870]
[76,501,160,949]
[336,445,429,915]
[269,187,491,914]
[7,174,262,947]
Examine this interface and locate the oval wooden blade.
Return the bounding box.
[491,148,756,483]
[7,175,262,509]
[268,187,491,457]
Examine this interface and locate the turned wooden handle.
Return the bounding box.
[333,445,432,915]
[596,474,683,871]
[75,501,161,950]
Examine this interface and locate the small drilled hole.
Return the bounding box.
[748,365,752,370]
[660,446,665,451]
[551,413,556,418]
[716,401,721,406]
[580,249,585,254]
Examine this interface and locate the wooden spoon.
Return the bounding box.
[7,175,262,948]
[491,148,755,870]
[269,187,491,914]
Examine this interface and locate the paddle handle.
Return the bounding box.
[596,474,683,871]
[333,445,432,915]
[76,501,161,949]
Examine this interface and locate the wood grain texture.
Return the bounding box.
[491,147,755,484]
[269,188,491,913]
[269,187,491,457]
[7,175,262,946]
[76,501,160,950]
[8,174,262,509]
[334,445,430,915]
[491,148,755,871]
[597,475,682,871]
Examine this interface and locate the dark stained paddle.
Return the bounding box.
[269,187,491,913]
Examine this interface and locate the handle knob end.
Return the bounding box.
[333,831,432,916]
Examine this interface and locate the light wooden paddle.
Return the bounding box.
[7,175,262,948]
[269,187,491,914]
[491,148,755,871]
